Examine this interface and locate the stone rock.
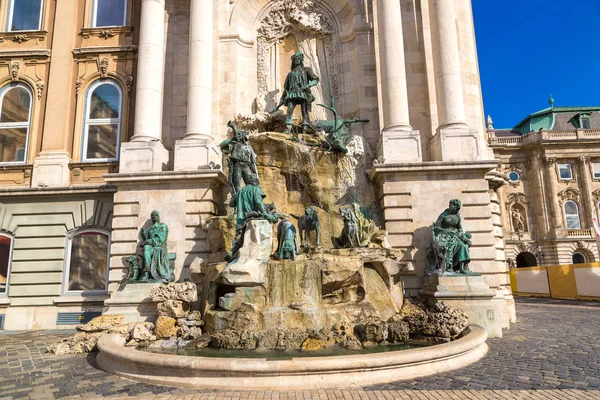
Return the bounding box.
[220,220,272,286]
[107,324,132,340]
[178,324,190,339]
[149,282,198,303]
[155,316,178,339]
[125,339,138,347]
[210,329,257,350]
[184,336,211,350]
[157,299,190,318]
[404,302,468,339]
[177,318,204,327]
[354,318,389,344]
[226,303,263,331]
[47,332,103,354]
[131,322,154,341]
[187,311,202,321]
[301,338,327,351]
[424,303,469,339]
[77,315,124,333]
[397,300,427,320]
[387,321,410,343]
[338,336,362,350]
[257,329,308,350]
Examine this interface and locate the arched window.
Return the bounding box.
[572,252,586,265]
[564,201,581,229]
[7,0,43,31]
[0,83,32,164]
[64,230,110,293]
[82,80,123,162]
[92,0,127,28]
[0,234,13,296]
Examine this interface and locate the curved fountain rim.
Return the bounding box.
[96,325,489,390]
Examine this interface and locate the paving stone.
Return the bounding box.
[1,298,599,398]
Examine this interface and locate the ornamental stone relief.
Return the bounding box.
[558,187,581,204]
[256,0,338,119]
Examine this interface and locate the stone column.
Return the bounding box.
[31,0,80,187]
[543,157,562,231]
[174,0,220,171]
[376,0,421,163]
[119,0,169,172]
[578,156,594,228]
[429,0,481,161]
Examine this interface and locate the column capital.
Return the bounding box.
[579,155,590,165]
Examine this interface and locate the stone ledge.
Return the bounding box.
[0,184,116,197]
[53,295,109,306]
[104,170,227,185]
[97,325,488,390]
[0,297,10,306]
[370,160,499,178]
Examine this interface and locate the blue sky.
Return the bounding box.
[472,0,600,129]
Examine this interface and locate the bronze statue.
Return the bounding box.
[427,199,478,276]
[139,210,175,283]
[276,218,299,260]
[292,206,321,247]
[313,103,369,153]
[335,207,362,249]
[220,121,259,194]
[225,174,281,261]
[271,51,320,134]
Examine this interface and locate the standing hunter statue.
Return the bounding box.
[220,121,259,194]
[271,51,320,134]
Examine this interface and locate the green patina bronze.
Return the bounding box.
[427,199,479,276]
[271,51,320,134]
[225,174,281,261]
[122,211,176,286]
[313,102,369,153]
[220,121,259,195]
[276,218,299,260]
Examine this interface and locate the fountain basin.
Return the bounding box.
[96,325,488,390]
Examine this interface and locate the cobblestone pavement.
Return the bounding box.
[0,297,599,399]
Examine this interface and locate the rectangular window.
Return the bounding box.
[67,232,108,292]
[8,0,43,31]
[558,163,573,180]
[593,163,600,180]
[93,0,127,28]
[581,117,591,129]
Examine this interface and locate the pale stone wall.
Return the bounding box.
[493,135,600,269]
[0,192,113,329]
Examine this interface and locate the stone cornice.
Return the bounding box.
[0,184,116,197]
[72,45,137,56]
[369,160,499,182]
[104,170,228,185]
[0,49,51,59]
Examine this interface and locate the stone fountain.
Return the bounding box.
[76,50,492,389]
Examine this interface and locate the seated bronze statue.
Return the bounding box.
[427,199,478,276]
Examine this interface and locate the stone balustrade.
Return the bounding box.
[489,129,600,147]
[566,229,593,238]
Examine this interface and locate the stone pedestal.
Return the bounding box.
[378,130,422,163]
[220,220,273,286]
[103,282,163,324]
[173,138,221,171]
[429,128,481,162]
[31,151,70,187]
[422,275,506,338]
[119,141,169,173]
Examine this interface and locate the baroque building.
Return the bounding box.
[489,105,600,268]
[0,0,515,335]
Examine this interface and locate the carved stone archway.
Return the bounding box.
[255,0,339,118]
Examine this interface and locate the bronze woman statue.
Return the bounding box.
[427,199,478,276]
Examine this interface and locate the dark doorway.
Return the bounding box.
[516,252,537,268]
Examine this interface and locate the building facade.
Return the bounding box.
[489,106,600,269]
[0,0,515,335]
